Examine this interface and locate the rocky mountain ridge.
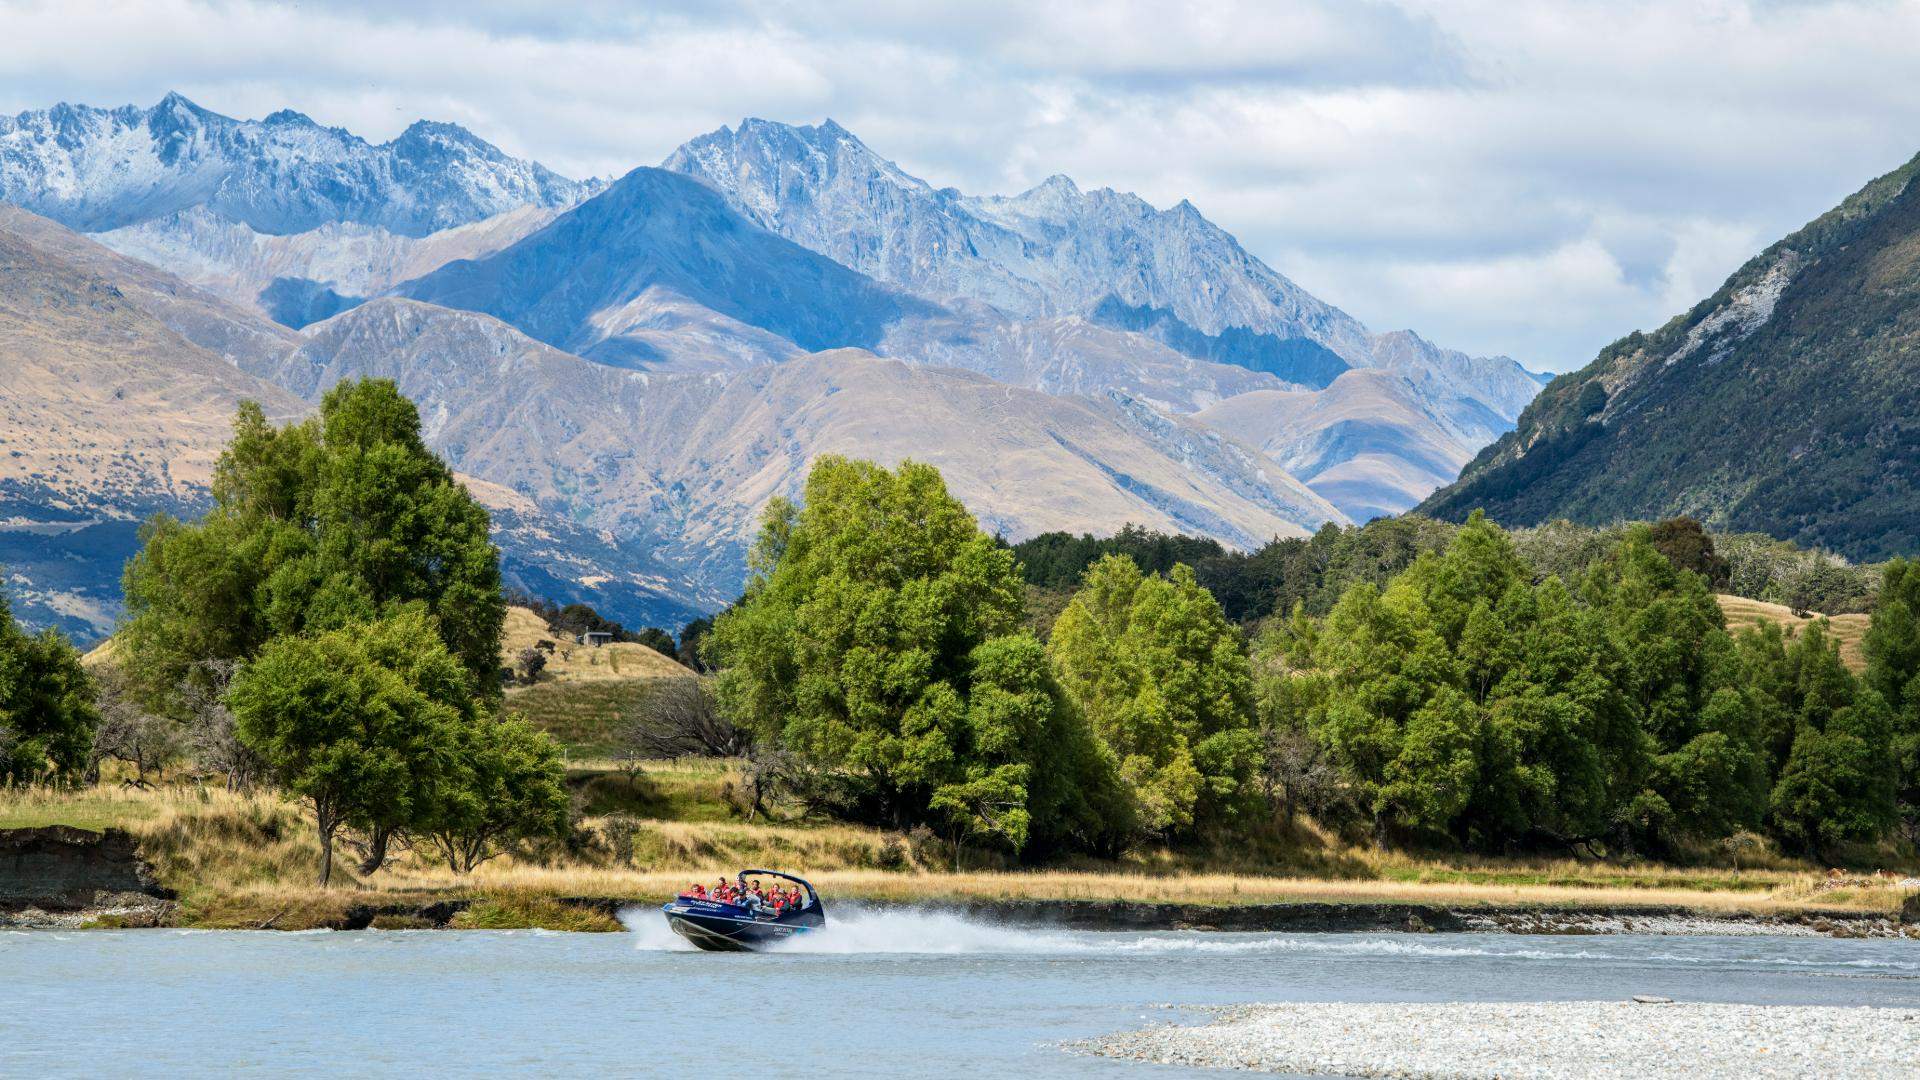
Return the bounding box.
[0,210,1343,639]
[0,92,590,236]
[1420,150,1920,561]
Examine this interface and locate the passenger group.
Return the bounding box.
[678,879,806,916]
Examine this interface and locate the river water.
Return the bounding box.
[5,907,1917,1078]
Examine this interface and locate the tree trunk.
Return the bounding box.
[315,802,338,888]
[357,826,392,876]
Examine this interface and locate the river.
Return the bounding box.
[5,907,1916,1077]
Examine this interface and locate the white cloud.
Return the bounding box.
[1,0,1917,370]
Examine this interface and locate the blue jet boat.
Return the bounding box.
[662,870,825,952]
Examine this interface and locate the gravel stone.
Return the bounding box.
[1075,1001,1920,1078]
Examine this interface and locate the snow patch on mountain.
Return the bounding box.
[0,92,591,237]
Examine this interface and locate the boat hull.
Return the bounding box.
[662,903,823,952]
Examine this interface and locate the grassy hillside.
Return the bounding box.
[499,606,688,681]
[499,605,691,755]
[1421,151,1920,562]
[1716,594,1871,672]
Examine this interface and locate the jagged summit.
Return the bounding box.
[0,94,589,236]
[659,116,1527,395]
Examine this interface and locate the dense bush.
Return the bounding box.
[1009,525,1227,590]
[1717,533,1881,614]
[1257,514,1911,858]
[0,588,97,784]
[1864,559,1920,843]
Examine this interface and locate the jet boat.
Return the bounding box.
[662,870,825,952]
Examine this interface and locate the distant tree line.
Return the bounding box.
[1011,513,1884,629]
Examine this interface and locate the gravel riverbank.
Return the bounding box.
[1077,1001,1920,1078]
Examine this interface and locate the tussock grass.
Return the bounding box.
[508,682,650,756]
[452,894,622,932]
[4,778,1909,928]
[0,783,175,831]
[569,757,736,820]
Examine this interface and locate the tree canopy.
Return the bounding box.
[1047,555,1257,839]
[1259,515,1780,853]
[709,456,1125,856]
[119,379,505,714]
[1862,558,1920,843]
[0,588,97,784]
[227,609,566,885]
[228,612,473,885]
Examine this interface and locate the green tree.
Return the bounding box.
[633,627,677,658]
[1282,514,1759,853]
[1863,559,1920,840]
[1646,517,1731,588]
[963,632,1133,856]
[120,380,505,714]
[0,590,98,784]
[228,612,471,886]
[1581,529,1765,847]
[1299,515,1568,846]
[710,457,1118,855]
[1048,555,1257,838]
[1768,621,1899,858]
[676,616,714,672]
[419,714,569,874]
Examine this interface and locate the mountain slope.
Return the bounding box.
[284,301,1343,603]
[0,205,306,638]
[0,93,588,236]
[93,203,563,327]
[1199,368,1479,522]
[662,118,1543,517]
[664,119,1370,385]
[1420,151,1920,560]
[0,212,707,638]
[394,167,938,371]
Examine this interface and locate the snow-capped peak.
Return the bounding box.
[0,95,590,236]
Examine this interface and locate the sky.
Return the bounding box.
[4,0,1919,372]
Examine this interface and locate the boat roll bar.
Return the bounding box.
[738,869,820,908]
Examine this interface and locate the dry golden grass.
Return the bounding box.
[509,682,648,756]
[500,606,690,682]
[1717,594,1872,672]
[7,779,1910,929]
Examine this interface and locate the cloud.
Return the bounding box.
[1,0,1917,370]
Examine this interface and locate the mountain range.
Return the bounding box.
[1422,151,1920,561]
[0,94,1547,640]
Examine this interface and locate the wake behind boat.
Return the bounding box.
[662,870,826,951]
